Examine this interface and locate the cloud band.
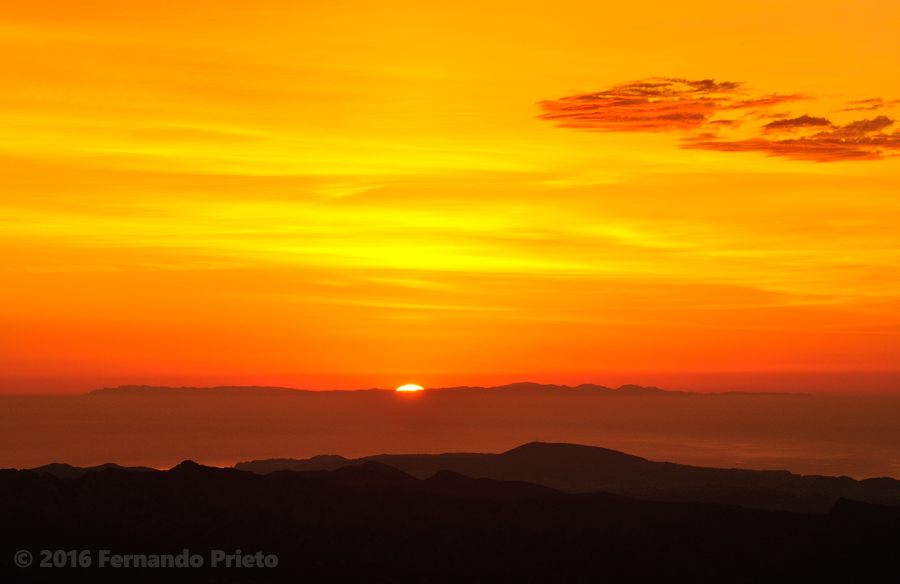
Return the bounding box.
[539,77,900,162]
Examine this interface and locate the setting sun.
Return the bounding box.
[396,384,424,392]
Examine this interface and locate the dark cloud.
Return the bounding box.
[841,98,900,112]
[723,94,810,111]
[747,110,795,121]
[539,78,900,162]
[682,116,900,162]
[537,77,803,134]
[762,115,832,132]
[833,115,895,136]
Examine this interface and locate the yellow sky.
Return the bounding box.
[2,0,899,391]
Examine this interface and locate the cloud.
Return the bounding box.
[538,77,805,134]
[539,78,900,162]
[841,98,900,112]
[761,115,831,133]
[682,115,900,162]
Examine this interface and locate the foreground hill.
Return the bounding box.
[2,460,899,583]
[236,442,900,513]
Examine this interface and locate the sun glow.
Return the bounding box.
[396,384,424,392]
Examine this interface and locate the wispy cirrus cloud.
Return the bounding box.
[840,98,900,112]
[760,115,831,133]
[539,77,900,162]
[537,77,804,134]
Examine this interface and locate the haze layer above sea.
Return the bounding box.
[3,383,900,479]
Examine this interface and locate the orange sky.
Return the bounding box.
[2,0,899,393]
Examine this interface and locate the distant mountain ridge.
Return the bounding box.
[85,382,815,397]
[86,382,678,396]
[87,384,311,396]
[429,382,678,396]
[235,442,900,513]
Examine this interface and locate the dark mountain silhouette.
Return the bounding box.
[238,454,356,475]
[421,470,565,501]
[428,382,679,396]
[291,460,425,489]
[28,462,160,479]
[87,384,310,396]
[2,460,899,583]
[236,442,900,513]
[270,461,566,501]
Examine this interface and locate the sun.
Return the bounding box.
[396,384,424,392]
